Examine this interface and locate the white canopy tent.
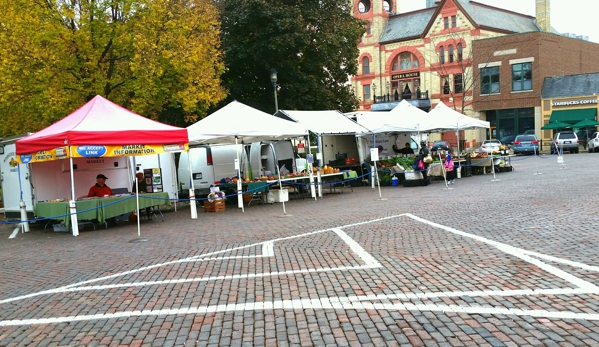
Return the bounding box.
[187,101,309,214]
[422,101,490,133]
[274,110,371,198]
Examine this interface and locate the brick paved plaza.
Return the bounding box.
[2,152,599,346]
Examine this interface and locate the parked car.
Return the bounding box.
[479,139,501,154]
[587,132,599,153]
[523,129,536,135]
[499,135,516,149]
[512,134,539,155]
[550,131,579,154]
[430,140,453,152]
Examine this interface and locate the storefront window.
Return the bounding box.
[481,66,500,94]
[486,108,534,138]
[512,63,532,91]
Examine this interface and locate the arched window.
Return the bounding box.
[457,43,463,61]
[362,57,370,74]
[383,0,392,12]
[392,52,419,71]
[449,45,454,63]
[439,46,445,64]
[358,0,371,13]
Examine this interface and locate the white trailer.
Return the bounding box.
[0,138,35,217]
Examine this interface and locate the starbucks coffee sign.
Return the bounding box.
[552,98,598,107]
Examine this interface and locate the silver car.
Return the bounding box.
[551,131,579,154]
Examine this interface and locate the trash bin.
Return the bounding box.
[391,176,399,186]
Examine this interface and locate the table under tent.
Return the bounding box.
[274,110,371,197]
[186,101,309,214]
[15,95,188,236]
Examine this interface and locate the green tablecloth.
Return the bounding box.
[35,199,102,226]
[34,192,171,226]
[216,181,269,195]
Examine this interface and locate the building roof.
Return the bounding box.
[379,0,545,44]
[379,9,436,43]
[541,73,599,99]
[457,0,539,33]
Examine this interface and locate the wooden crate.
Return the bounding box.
[204,199,225,212]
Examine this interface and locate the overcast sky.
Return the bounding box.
[400,0,598,43]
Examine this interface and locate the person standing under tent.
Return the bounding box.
[132,172,148,193]
[444,153,456,185]
[418,141,430,185]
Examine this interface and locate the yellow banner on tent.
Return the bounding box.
[71,144,188,158]
[18,144,188,164]
[18,147,70,164]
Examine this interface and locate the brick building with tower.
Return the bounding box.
[352,0,558,145]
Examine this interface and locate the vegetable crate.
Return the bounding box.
[204,199,226,213]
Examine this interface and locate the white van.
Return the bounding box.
[178,144,250,197]
[248,141,298,178]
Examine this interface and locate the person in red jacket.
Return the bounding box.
[87,174,114,197]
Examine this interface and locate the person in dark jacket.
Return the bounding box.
[418,141,429,185]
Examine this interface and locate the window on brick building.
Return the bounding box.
[439,46,445,64]
[512,62,532,91]
[454,74,463,94]
[443,78,451,95]
[392,52,419,71]
[444,17,449,29]
[366,22,371,35]
[362,57,370,74]
[383,0,392,12]
[449,45,454,63]
[457,43,463,62]
[363,84,371,101]
[451,15,457,27]
[481,66,500,94]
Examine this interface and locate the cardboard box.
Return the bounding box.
[272,189,289,203]
[204,199,225,212]
[404,171,423,180]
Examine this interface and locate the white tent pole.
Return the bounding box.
[68,150,79,236]
[17,164,29,233]
[236,137,244,212]
[171,154,178,212]
[374,160,382,199]
[188,147,198,219]
[133,156,141,237]
[307,133,316,200]
[277,164,287,215]
[316,135,323,198]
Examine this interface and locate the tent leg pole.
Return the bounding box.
[68,154,79,236]
[188,149,198,219]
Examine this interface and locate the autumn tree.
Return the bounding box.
[0,0,226,136]
[218,0,365,114]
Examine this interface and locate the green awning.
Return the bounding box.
[549,108,597,125]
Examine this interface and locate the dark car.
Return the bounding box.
[499,135,516,148]
[512,134,539,155]
[430,140,453,152]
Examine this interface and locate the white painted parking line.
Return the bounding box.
[332,228,382,268]
[2,213,599,327]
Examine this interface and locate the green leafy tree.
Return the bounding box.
[0,0,225,136]
[219,0,364,114]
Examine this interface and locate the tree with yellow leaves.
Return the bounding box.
[0,0,225,135]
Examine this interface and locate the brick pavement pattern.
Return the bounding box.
[2,152,599,346]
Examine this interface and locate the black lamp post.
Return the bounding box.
[385,80,390,102]
[269,68,278,111]
[372,82,377,103]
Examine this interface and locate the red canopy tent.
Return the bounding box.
[16,95,188,154]
[15,95,189,237]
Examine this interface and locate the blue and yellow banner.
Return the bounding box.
[18,144,188,164]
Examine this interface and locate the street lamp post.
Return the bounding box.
[385,80,390,102]
[269,68,278,112]
[372,82,377,103]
